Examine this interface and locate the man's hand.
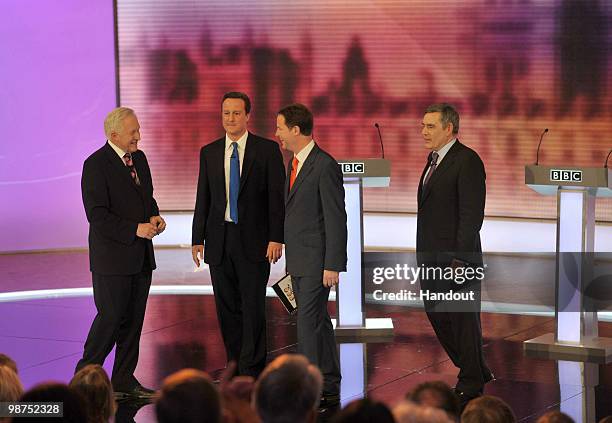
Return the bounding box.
[192,245,204,267]
[323,270,339,288]
[266,242,283,264]
[450,258,466,270]
[150,215,166,234]
[136,223,158,240]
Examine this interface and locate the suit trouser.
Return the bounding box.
[76,267,152,390]
[209,223,270,377]
[423,278,491,393]
[291,275,341,395]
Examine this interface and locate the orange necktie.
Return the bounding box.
[289,156,299,190]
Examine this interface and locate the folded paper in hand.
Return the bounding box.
[272,274,297,315]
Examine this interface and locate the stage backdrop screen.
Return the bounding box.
[0,0,116,252]
[116,0,612,221]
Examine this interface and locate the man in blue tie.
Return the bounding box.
[192,92,286,377]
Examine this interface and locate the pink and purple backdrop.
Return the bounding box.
[0,0,116,251]
[117,0,612,220]
[0,0,610,253]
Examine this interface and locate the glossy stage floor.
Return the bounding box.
[1,249,611,422]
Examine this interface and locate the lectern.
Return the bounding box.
[523,165,612,363]
[333,159,394,339]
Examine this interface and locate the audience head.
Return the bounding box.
[0,353,18,374]
[409,381,460,419]
[19,382,87,423]
[332,398,394,423]
[537,410,575,423]
[461,395,515,423]
[254,354,323,423]
[599,417,612,423]
[69,364,115,423]
[0,365,23,402]
[156,368,221,423]
[394,400,453,423]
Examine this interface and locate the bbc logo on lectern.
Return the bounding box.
[550,169,582,183]
[340,162,365,174]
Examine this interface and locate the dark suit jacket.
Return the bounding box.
[81,143,158,275]
[416,140,486,267]
[192,133,285,265]
[284,144,347,277]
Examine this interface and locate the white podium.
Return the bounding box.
[332,159,394,340]
[523,165,612,363]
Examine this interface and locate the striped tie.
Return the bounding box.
[123,153,140,185]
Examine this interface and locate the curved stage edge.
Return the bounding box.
[1,250,611,422]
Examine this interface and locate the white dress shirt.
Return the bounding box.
[293,139,316,177]
[107,140,128,163]
[424,138,456,181]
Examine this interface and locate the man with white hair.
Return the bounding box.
[75,107,165,398]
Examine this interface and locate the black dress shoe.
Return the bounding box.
[319,393,340,409]
[114,397,153,423]
[453,387,482,409]
[115,384,157,400]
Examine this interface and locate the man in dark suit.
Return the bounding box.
[192,92,285,377]
[275,103,347,407]
[76,107,165,398]
[417,103,493,406]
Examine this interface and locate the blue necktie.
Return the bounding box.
[229,142,240,223]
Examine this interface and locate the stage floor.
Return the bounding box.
[1,250,611,422]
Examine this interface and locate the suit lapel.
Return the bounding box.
[286,144,319,206]
[420,141,462,205]
[104,143,141,195]
[239,134,255,195]
[214,139,227,204]
[131,153,147,198]
[417,158,429,208]
[284,159,292,202]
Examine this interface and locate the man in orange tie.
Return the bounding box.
[275,103,347,407]
[289,156,298,189]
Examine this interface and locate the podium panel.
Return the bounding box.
[334,159,394,340]
[523,165,612,363]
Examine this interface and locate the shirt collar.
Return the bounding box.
[225,131,249,151]
[107,140,127,159]
[294,139,316,164]
[433,138,456,162]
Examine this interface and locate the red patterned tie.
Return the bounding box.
[123,153,140,185]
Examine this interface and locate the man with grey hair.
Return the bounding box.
[254,354,323,423]
[417,103,492,407]
[75,107,165,398]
